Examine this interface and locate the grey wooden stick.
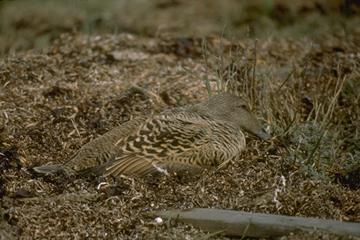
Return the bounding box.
[151,208,360,238]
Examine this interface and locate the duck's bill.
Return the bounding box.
[255,129,271,140]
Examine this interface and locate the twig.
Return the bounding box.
[70,118,81,137]
[151,208,360,238]
[251,39,258,108]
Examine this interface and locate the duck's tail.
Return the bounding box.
[31,164,74,176]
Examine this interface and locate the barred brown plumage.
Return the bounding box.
[32,92,270,178]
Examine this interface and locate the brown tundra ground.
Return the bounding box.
[0,0,359,239]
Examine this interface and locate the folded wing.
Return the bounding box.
[104,115,212,178]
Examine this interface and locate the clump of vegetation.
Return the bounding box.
[200,33,359,184]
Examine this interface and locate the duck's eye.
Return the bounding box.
[236,104,250,111]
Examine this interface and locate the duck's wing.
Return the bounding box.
[104,115,212,178]
[63,117,146,172]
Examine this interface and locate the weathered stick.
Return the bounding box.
[151,208,360,238]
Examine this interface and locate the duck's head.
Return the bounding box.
[199,92,271,140]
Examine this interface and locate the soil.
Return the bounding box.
[0,1,360,239]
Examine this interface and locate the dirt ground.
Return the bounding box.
[1,1,360,239]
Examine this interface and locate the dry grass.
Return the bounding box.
[0,1,360,239]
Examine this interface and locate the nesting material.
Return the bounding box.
[0,33,359,239]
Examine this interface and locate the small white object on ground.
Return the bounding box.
[154,217,163,224]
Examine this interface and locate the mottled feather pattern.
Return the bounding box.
[105,112,246,177]
[64,117,146,172]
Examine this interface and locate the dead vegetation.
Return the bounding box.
[0,0,360,239]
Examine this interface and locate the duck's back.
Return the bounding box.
[103,112,246,178]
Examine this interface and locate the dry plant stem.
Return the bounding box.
[262,71,272,124]
[277,67,295,92]
[218,25,228,92]
[321,75,347,130]
[216,40,225,92]
[283,113,298,136]
[251,39,257,108]
[305,130,326,165]
[198,230,225,240]
[201,39,212,96]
